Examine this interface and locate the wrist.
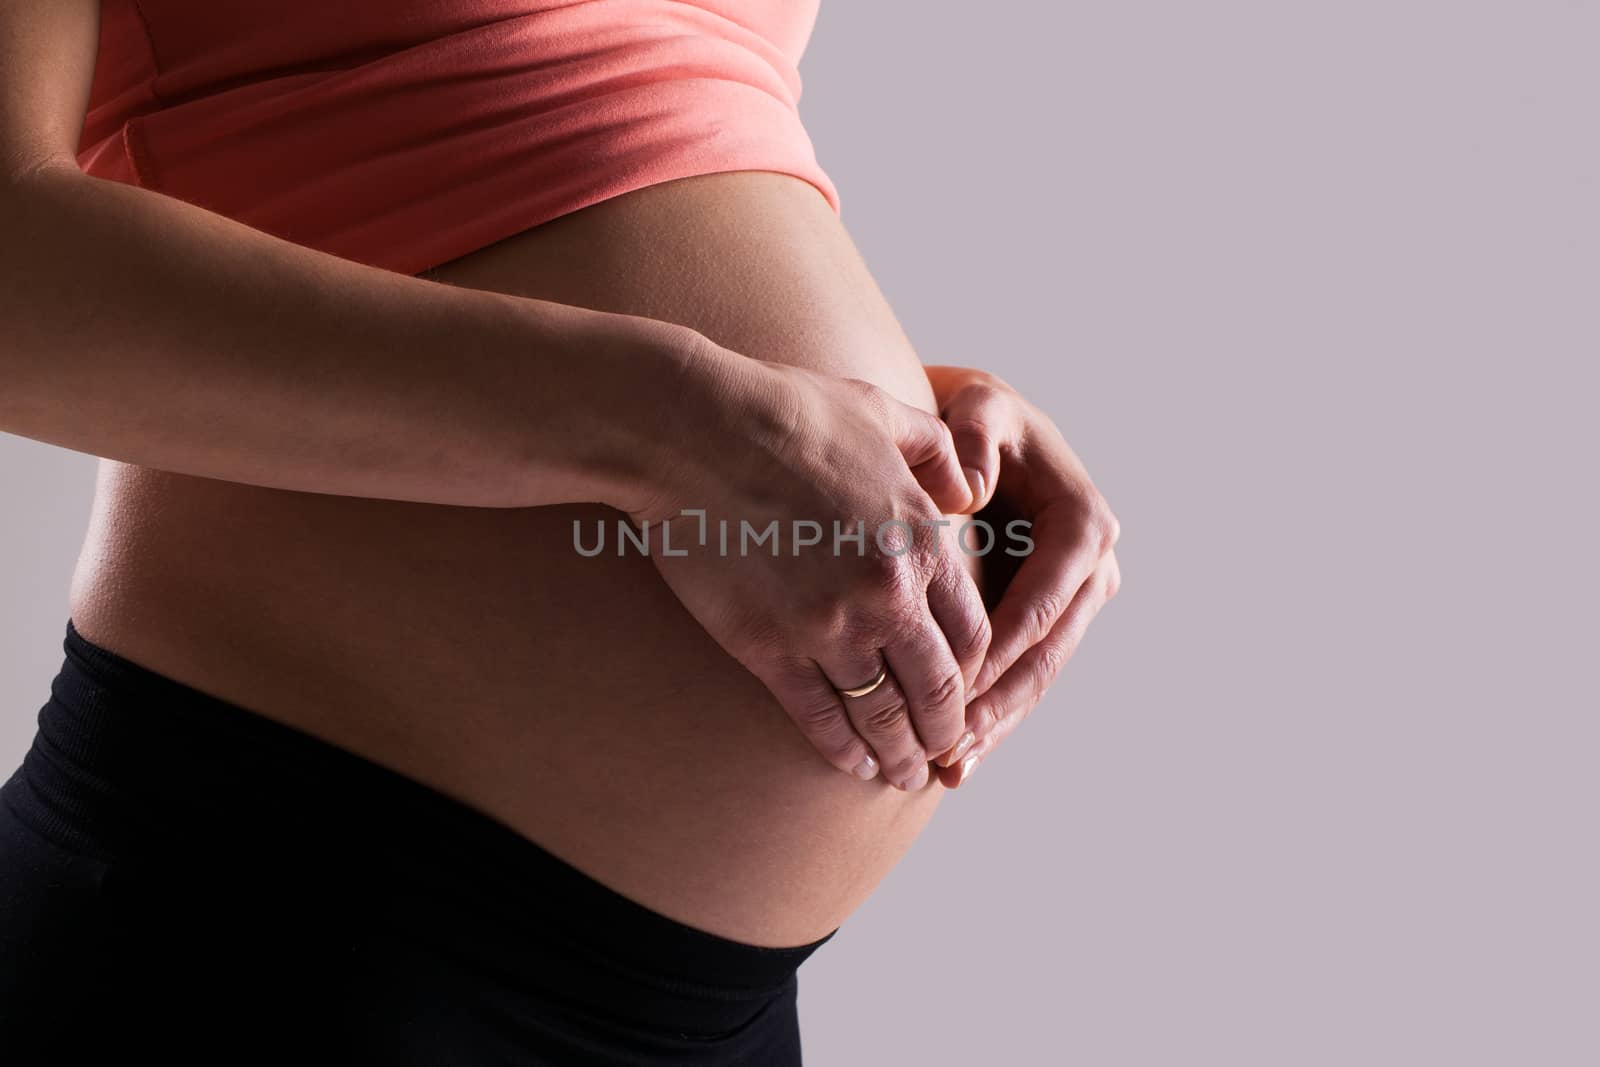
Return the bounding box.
[505,305,767,520]
[615,327,797,525]
[546,309,715,516]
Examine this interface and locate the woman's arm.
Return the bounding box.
[2,158,721,512]
[0,0,989,786]
[0,0,712,512]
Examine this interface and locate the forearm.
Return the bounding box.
[0,163,703,510]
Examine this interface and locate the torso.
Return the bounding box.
[69,171,965,948]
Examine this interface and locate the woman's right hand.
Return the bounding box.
[627,333,991,791]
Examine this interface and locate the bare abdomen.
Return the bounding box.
[69,172,957,947]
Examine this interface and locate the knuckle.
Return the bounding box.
[864,604,915,646]
[956,607,993,662]
[953,378,1005,408]
[943,415,997,452]
[791,697,847,736]
[862,698,911,733]
[1086,495,1120,552]
[963,369,1015,395]
[863,548,914,592]
[832,607,878,647]
[863,582,922,636]
[800,594,853,638]
[971,700,1004,738]
[905,549,944,586]
[906,526,943,564]
[1035,637,1071,685]
[1026,587,1069,642]
[917,670,965,712]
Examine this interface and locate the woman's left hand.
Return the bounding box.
[922,365,1122,788]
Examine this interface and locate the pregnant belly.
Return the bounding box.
[68,172,960,947]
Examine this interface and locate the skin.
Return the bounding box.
[62,175,966,947]
[925,367,1123,788]
[1,1,1120,948]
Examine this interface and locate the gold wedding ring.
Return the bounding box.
[838,664,889,699]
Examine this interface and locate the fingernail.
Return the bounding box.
[851,754,879,781]
[958,753,980,784]
[936,731,976,768]
[895,761,930,792]
[952,731,976,761]
[962,467,986,509]
[908,761,931,791]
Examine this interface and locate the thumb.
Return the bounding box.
[940,385,1008,514]
[885,399,974,514]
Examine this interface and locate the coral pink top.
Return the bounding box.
[77,0,840,275]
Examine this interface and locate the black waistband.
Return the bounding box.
[3,620,835,1037]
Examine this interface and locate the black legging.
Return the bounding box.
[0,621,833,1065]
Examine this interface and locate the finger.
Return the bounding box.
[938,553,1115,789]
[938,382,1014,514]
[970,505,1108,700]
[755,656,882,782]
[880,395,974,515]
[881,610,967,777]
[923,551,990,766]
[970,551,1115,742]
[826,655,930,793]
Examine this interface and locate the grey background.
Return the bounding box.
[3,1,1595,1062]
